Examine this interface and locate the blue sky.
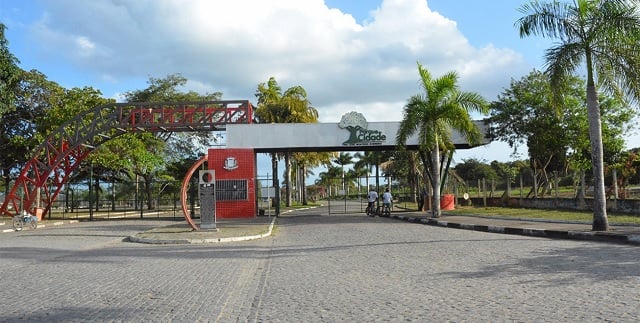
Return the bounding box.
[1,0,638,178]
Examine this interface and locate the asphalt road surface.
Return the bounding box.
[1,206,639,322]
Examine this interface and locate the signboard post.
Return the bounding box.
[199,170,217,230]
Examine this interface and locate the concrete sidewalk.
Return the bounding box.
[127,215,277,244]
[392,212,640,245]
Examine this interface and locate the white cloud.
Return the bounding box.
[74,36,96,56]
[27,0,527,123]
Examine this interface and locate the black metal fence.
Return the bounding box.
[324,176,421,214]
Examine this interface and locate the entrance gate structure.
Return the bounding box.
[213,111,489,222]
[1,107,488,231]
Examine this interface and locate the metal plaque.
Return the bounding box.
[199,170,216,230]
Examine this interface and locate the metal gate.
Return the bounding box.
[326,176,373,215]
[325,176,420,214]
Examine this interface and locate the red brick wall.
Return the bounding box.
[207,148,256,218]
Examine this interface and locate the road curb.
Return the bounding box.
[0,219,80,233]
[127,216,278,244]
[392,214,640,246]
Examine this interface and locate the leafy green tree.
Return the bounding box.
[55,87,114,213]
[397,63,488,217]
[567,92,632,200]
[0,23,20,118]
[92,74,218,210]
[490,70,579,196]
[490,70,633,198]
[454,159,498,183]
[123,73,222,160]
[517,0,640,231]
[0,70,61,194]
[0,26,47,193]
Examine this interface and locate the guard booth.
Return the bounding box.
[207,148,256,218]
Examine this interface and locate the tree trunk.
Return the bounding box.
[94,177,100,212]
[285,153,291,207]
[432,140,441,218]
[271,153,280,215]
[375,164,380,193]
[582,49,608,231]
[111,179,116,212]
[144,175,153,210]
[301,165,308,205]
[408,152,418,204]
[586,79,608,231]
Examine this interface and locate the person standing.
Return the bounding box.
[382,188,392,212]
[367,187,378,215]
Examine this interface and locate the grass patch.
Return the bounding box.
[447,206,640,225]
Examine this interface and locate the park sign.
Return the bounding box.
[225,117,489,152]
[338,111,387,146]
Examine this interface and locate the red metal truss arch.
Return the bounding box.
[180,154,208,231]
[1,100,253,218]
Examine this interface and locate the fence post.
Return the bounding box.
[612,168,618,210]
[491,179,495,198]
[454,180,459,204]
[554,171,559,206]
[533,169,538,199]
[553,171,560,199]
[613,168,619,200]
[519,174,523,202]
[482,178,487,207]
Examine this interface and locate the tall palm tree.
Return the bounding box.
[255,77,318,207]
[333,152,353,195]
[316,165,343,196]
[353,151,392,193]
[517,0,640,231]
[396,63,488,218]
[351,159,370,195]
[293,151,333,205]
[353,152,372,190]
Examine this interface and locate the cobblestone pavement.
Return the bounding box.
[1,208,640,322]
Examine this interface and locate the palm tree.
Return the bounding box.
[517,0,640,231]
[293,151,333,205]
[316,165,343,197]
[353,151,392,193]
[353,152,372,190]
[385,150,424,205]
[333,152,353,195]
[396,63,488,218]
[351,159,370,195]
[255,77,318,207]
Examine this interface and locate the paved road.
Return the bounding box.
[1,207,640,322]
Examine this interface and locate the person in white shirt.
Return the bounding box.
[367,188,378,213]
[382,188,392,210]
